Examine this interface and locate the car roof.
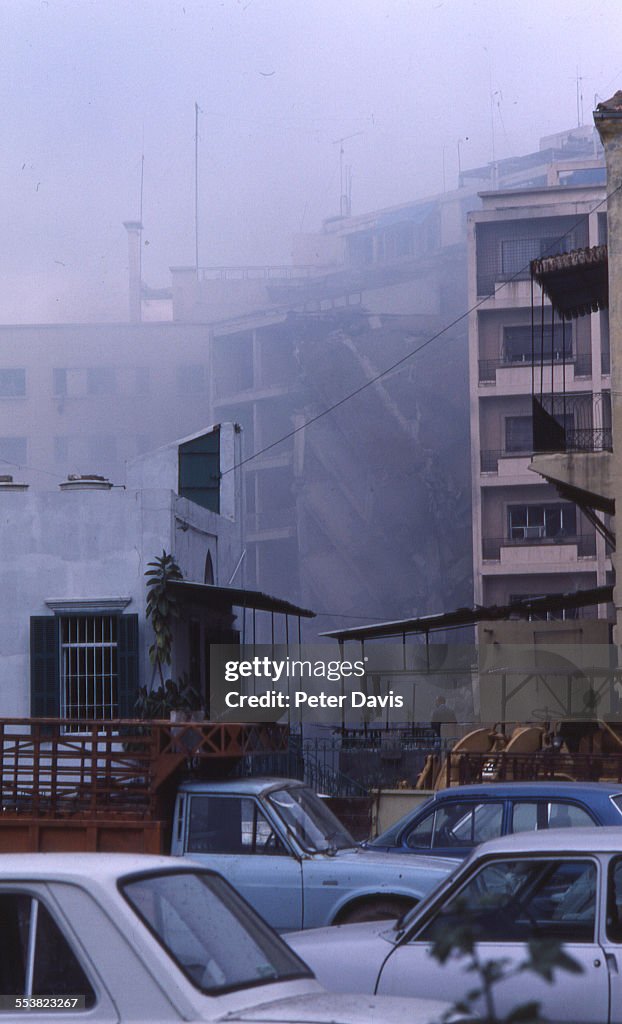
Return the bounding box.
[0,852,194,882]
[472,825,622,857]
[432,781,622,799]
[177,776,307,795]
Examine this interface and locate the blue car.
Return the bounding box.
[368,781,622,859]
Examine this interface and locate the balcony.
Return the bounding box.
[481,449,534,473]
[482,533,597,562]
[478,352,592,385]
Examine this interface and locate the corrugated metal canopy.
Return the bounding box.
[531,245,608,319]
[321,585,612,641]
[168,580,315,618]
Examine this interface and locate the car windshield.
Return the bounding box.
[121,869,311,995]
[267,786,355,852]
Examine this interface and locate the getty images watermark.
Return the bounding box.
[210,643,622,725]
[210,646,422,723]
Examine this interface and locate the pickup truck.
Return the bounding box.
[171,777,458,931]
[0,718,457,931]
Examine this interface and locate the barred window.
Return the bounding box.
[60,616,118,720]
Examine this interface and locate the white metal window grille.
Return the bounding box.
[60,615,118,720]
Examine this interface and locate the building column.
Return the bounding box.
[595,94,622,641]
[123,220,143,323]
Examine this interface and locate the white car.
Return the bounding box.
[0,852,463,1023]
[287,826,622,1023]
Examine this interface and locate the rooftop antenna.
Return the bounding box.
[139,143,144,286]
[576,67,584,127]
[333,131,363,216]
[194,102,201,277]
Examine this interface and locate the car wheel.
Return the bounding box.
[336,896,415,924]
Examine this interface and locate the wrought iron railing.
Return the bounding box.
[482,533,597,561]
[564,427,613,452]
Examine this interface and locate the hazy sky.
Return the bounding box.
[1,0,621,323]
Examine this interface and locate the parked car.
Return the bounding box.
[176,778,459,929]
[286,826,622,1022]
[368,781,622,858]
[0,852,466,1023]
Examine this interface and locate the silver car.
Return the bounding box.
[0,852,462,1023]
[287,826,622,1023]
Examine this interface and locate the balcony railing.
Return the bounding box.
[481,449,532,473]
[484,434,613,472]
[478,352,591,384]
[482,533,597,561]
[564,427,613,452]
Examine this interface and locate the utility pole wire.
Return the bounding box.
[219,181,621,477]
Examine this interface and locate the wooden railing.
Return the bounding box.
[0,718,288,820]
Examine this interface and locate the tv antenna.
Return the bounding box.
[575,67,584,127]
[333,131,363,216]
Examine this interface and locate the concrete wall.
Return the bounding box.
[0,460,239,715]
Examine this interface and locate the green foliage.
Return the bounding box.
[145,550,183,681]
[135,674,203,719]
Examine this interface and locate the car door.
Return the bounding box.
[599,855,622,1024]
[401,798,504,858]
[376,855,609,1023]
[183,793,303,931]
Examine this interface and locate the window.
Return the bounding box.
[608,858,622,941]
[503,324,572,364]
[53,368,67,397]
[86,367,116,396]
[178,428,220,513]
[500,236,574,278]
[0,369,25,397]
[53,436,68,464]
[406,801,504,850]
[418,858,597,944]
[511,801,595,833]
[0,893,95,1005]
[0,437,26,467]
[187,796,287,855]
[505,416,532,453]
[30,613,138,720]
[60,616,118,719]
[508,503,576,541]
[121,871,308,994]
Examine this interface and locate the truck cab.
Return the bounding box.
[171,777,458,931]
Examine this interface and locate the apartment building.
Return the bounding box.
[468,162,612,637]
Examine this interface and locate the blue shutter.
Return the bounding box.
[30,616,60,719]
[117,614,139,718]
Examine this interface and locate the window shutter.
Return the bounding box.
[30,616,60,719]
[117,614,139,718]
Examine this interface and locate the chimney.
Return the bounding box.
[123,220,143,323]
[594,92,622,642]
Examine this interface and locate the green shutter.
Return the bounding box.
[178,427,221,513]
[30,616,60,719]
[117,614,139,718]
